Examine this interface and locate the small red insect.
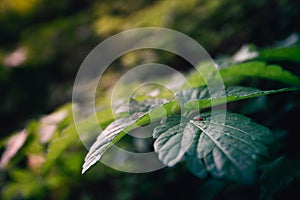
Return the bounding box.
[197,117,204,121]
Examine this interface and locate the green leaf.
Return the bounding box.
[184,62,218,88]
[219,62,300,86]
[153,116,197,166]
[82,99,177,174]
[186,61,300,87]
[153,111,273,183]
[182,126,208,179]
[115,98,169,115]
[258,46,300,63]
[180,86,298,111]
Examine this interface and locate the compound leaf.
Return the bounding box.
[153,111,273,183]
[82,99,177,173]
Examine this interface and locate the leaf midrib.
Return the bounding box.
[190,120,241,169]
[201,120,264,155]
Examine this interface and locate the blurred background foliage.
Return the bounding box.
[0,0,300,199]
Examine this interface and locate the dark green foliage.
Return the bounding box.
[2,43,300,199]
[81,49,300,188]
[1,1,300,199]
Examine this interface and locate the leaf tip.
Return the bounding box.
[81,154,101,175]
[81,168,87,174]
